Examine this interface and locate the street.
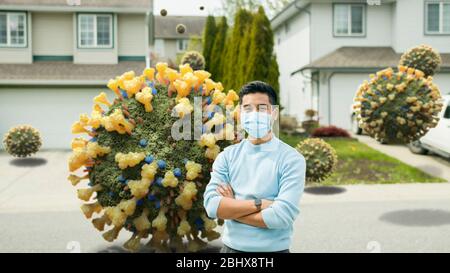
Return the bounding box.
[1,151,450,253]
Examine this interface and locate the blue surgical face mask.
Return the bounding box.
[240,111,272,139]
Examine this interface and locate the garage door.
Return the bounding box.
[329,73,368,130]
[329,73,450,130]
[0,86,114,149]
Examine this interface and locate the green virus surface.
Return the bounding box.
[296,138,338,183]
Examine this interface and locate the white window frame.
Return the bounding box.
[425,1,450,35]
[0,11,27,47]
[77,13,113,49]
[176,39,188,53]
[333,4,366,37]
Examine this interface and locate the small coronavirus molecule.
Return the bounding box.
[399,44,442,78]
[67,62,240,252]
[3,125,42,158]
[176,24,186,34]
[296,138,337,183]
[181,51,206,71]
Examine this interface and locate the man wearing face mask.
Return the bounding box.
[203,81,306,253]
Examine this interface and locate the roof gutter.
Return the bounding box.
[0,5,150,13]
[292,66,450,76]
[0,80,106,86]
[271,0,310,30]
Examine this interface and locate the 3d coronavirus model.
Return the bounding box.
[3,125,42,158]
[296,138,337,183]
[176,24,186,34]
[399,44,442,77]
[354,66,443,144]
[67,62,240,252]
[354,45,443,144]
[181,51,206,71]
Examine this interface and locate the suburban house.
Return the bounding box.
[151,15,206,66]
[272,0,450,130]
[0,0,153,149]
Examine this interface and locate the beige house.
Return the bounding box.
[150,15,206,66]
[0,0,152,149]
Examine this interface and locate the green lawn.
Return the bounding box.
[280,133,446,185]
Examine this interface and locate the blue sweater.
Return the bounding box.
[203,136,306,252]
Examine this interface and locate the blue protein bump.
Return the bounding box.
[157,160,166,169]
[139,139,148,147]
[120,89,128,99]
[156,177,163,186]
[144,155,154,164]
[173,168,182,177]
[118,175,127,183]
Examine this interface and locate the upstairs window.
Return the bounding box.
[426,1,450,34]
[78,14,113,48]
[333,4,365,37]
[0,12,27,47]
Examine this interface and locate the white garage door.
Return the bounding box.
[0,86,114,149]
[329,73,450,130]
[329,73,368,130]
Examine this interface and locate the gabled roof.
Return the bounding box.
[0,0,152,13]
[271,0,397,30]
[154,16,206,39]
[293,46,450,75]
[0,61,146,85]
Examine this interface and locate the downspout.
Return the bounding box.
[146,0,155,68]
[327,72,336,126]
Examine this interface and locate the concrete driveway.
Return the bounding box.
[1,150,450,253]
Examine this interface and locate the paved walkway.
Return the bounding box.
[354,135,450,182]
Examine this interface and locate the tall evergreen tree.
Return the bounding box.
[202,16,217,72]
[222,9,253,90]
[209,17,228,81]
[235,13,254,91]
[220,0,292,22]
[268,54,281,104]
[245,6,280,101]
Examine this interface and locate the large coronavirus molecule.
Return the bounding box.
[67,62,241,252]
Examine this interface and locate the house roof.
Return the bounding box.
[154,16,206,39]
[0,0,152,13]
[293,46,450,75]
[0,61,146,85]
[271,0,397,30]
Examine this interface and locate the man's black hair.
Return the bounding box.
[239,81,278,105]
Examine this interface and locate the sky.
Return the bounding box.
[153,0,224,16]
